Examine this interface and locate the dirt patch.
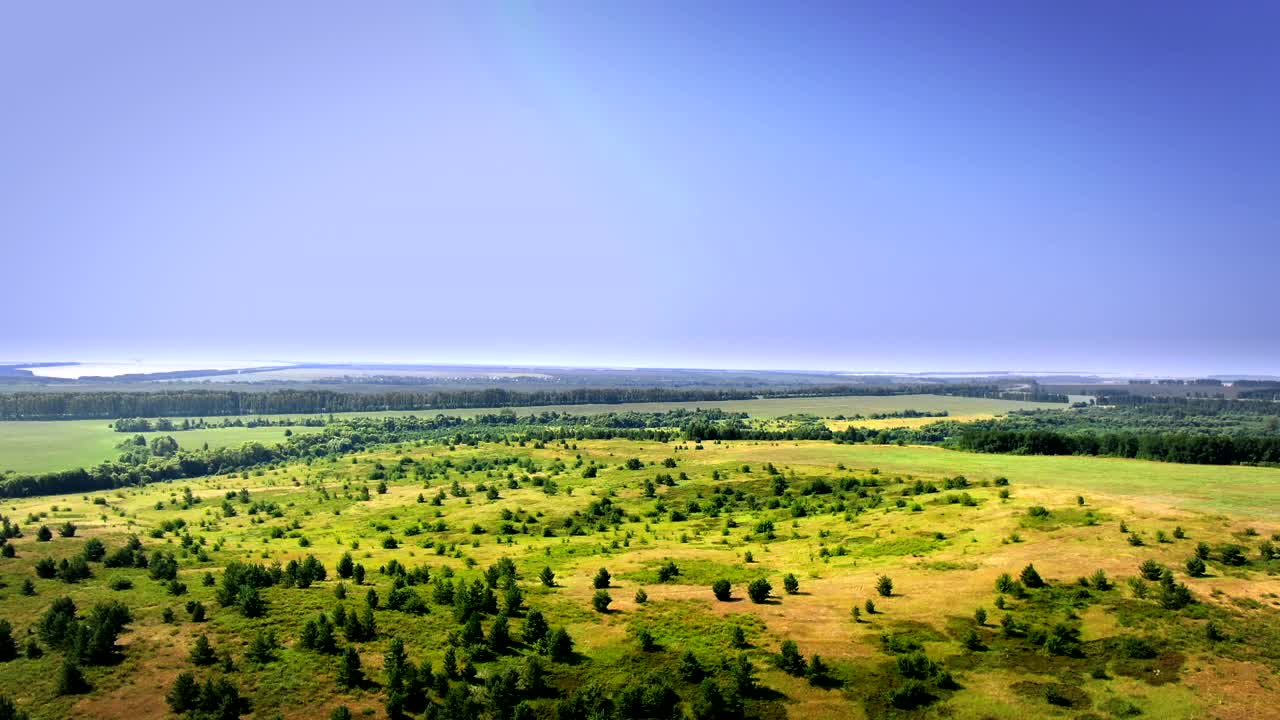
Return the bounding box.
[1184,657,1280,720]
[1112,651,1184,686]
[1010,679,1090,709]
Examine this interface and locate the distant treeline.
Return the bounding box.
[1237,386,1280,401]
[0,385,1068,420]
[954,428,1280,466]
[1096,392,1280,410]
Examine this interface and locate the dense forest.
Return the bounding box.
[966,401,1280,436]
[942,398,1280,465]
[0,386,1068,420]
[953,428,1280,465]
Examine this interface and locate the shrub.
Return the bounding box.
[765,639,802,677]
[994,573,1015,593]
[1186,556,1206,577]
[747,578,772,603]
[1089,569,1111,590]
[247,629,279,663]
[539,566,555,587]
[1127,577,1149,598]
[712,579,732,601]
[656,560,680,582]
[56,658,88,695]
[591,590,612,613]
[337,646,363,688]
[1019,564,1044,588]
[634,628,656,652]
[1260,541,1277,561]
[1138,559,1164,581]
[783,573,800,594]
[1220,545,1247,566]
[592,568,611,589]
[888,679,931,709]
[679,650,705,682]
[876,575,894,597]
[1118,635,1157,659]
[973,607,987,625]
[540,628,574,662]
[634,588,648,604]
[189,634,217,665]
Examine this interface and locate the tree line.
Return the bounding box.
[0,384,1066,420]
[954,428,1280,466]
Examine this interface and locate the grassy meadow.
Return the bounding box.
[0,421,325,475]
[0,438,1278,719]
[0,394,1061,475]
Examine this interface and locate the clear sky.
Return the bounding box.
[2,2,1277,375]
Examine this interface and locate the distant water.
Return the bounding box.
[21,361,291,379]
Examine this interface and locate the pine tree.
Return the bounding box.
[337,646,363,688]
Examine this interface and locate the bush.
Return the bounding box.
[1136,560,1163,581]
[876,575,894,597]
[783,573,799,594]
[1186,556,1206,577]
[887,679,931,709]
[593,568,611,589]
[747,578,771,604]
[1019,564,1044,588]
[656,560,680,583]
[110,577,133,591]
[1220,545,1247,566]
[1118,635,1157,659]
[777,640,806,676]
[712,579,732,601]
[540,628,574,662]
[634,628,655,652]
[591,590,612,613]
[634,588,648,604]
[1089,569,1111,590]
[56,658,88,695]
[337,646,363,688]
[190,634,217,665]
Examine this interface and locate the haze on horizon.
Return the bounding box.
[3,2,1277,376]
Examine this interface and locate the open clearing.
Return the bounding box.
[1,439,1277,719]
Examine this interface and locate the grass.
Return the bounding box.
[0,437,1276,719]
[0,421,324,474]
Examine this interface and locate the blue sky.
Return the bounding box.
[2,2,1277,374]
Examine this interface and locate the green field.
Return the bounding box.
[0,394,1061,475]
[0,438,1277,719]
[0,421,324,475]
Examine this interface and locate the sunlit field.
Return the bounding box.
[2,438,1277,719]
